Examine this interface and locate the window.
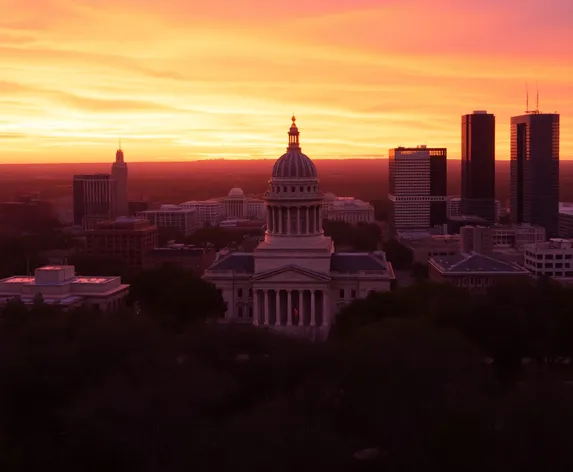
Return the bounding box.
[238,288,243,297]
[248,288,253,297]
[339,289,345,299]
[238,306,243,318]
[351,289,356,298]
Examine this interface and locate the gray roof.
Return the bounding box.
[209,253,254,273]
[330,252,387,273]
[432,252,529,274]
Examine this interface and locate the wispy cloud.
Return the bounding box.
[0,0,572,162]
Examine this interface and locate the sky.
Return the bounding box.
[1,0,572,163]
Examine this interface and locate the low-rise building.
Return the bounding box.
[323,193,375,225]
[0,265,129,311]
[524,238,573,278]
[492,224,546,250]
[429,252,530,292]
[86,217,158,269]
[137,205,197,236]
[144,244,216,276]
[180,199,225,227]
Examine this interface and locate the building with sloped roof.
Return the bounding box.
[203,117,395,341]
[429,252,530,292]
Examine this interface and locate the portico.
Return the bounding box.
[252,288,329,327]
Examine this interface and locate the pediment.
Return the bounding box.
[252,265,330,283]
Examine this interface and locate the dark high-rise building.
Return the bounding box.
[510,112,560,237]
[111,145,129,217]
[73,174,118,231]
[461,111,495,223]
[388,146,447,230]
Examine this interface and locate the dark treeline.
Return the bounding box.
[2,267,573,470]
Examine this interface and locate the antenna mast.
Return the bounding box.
[536,81,540,113]
[525,82,529,113]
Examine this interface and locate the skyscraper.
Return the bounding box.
[111,144,129,217]
[461,111,495,223]
[388,145,447,230]
[510,112,560,237]
[73,174,118,231]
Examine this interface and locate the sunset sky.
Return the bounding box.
[1,0,572,163]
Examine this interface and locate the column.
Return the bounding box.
[297,207,300,235]
[287,290,292,325]
[287,207,291,235]
[306,207,310,234]
[279,208,283,234]
[310,290,316,326]
[263,289,269,326]
[267,206,272,232]
[253,290,259,325]
[275,290,281,326]
[299,290,305,326]
[322,291,329,326]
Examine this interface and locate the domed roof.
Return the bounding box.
[271,116,317,180]
[228,187,244,197]
[324,192,336,201]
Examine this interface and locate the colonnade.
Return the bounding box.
[225,199,246,218]
[252,288,329,327]
[266,205,322,235]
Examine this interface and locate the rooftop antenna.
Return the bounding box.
[119,137,122,150]
[525,82,529,113]
[536,81,540,113]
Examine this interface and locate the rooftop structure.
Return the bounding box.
[0,265,129,311]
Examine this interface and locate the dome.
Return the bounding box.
[271,116,317,180]
[272,150,317,179]
[324,192,336,201]
[228,187,244,198]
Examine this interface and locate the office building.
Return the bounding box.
[180,199,225,227]
[86,217,158,269]
[388,146,447,230]
[137,205,198,236]
[73,174,117,231]
[510,112,560,237]
[111,145,129,217]
[461,111,496,223]
[524,239,573,278]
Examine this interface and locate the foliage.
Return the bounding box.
[323,220,381,251]
[127,264,226,331]
[184,226,264,250]
[68,253,133,282]
[382,238,412,269]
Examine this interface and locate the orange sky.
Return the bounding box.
[1,0,572,163]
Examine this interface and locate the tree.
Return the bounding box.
[128,265,226,331]
[382,239,412,270]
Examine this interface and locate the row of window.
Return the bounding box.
[270,185,318,194]
[525,253,573,260]
[236,288,369,299]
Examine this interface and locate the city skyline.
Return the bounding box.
[1,0,572,163]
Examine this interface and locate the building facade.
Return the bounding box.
[323,193,375,225]
[461,111,496,223]
[0,265,129,312]
[524,239,573,278]
[203,117,395,341]
[448,196,501,223]
[86,217,158,269]
[73,174,118,231]
[180,199,225,227]
[510,112,560,237]
[388,146,447,231]
[137,205,197,236]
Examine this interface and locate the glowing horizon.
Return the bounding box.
[1,0,572,164]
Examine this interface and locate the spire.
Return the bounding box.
[288,115,300,150]
[115,138,124,163]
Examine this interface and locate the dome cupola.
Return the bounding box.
[271,116,317,180]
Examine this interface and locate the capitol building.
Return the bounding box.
[203,117,395,341]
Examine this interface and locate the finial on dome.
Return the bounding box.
[291,114,296,125]
[288,115,300,149]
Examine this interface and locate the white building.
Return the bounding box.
[137,205,197,236]
[323,193,374,225]
[180,199,225,227]
[224,188,265,220]
[203,117,395,341]
[524,238,573,278]
[388,146,447,230]
[0,265,129,312]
